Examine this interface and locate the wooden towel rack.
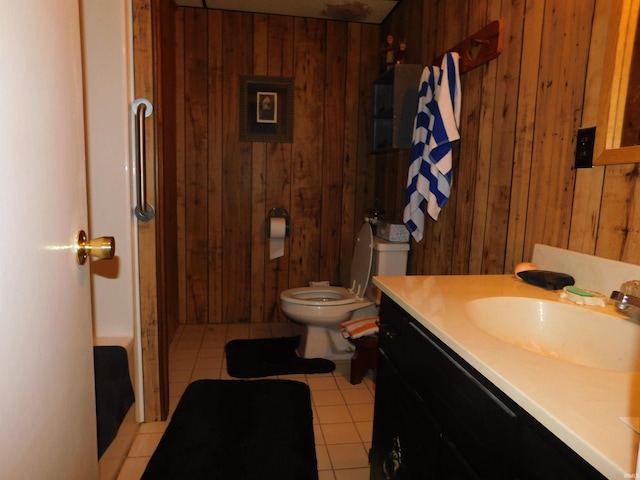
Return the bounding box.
[434,20,504,74]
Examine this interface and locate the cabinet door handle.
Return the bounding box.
[379,324,399,339]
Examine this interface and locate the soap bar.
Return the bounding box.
[559,286,607,306]
[516,270,575,290]
[565,285,593,297]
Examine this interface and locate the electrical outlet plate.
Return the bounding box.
[575,126,596,168]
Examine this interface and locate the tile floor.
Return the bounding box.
[116,322,376,480]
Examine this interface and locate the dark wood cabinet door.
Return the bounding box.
[371,351,441,480]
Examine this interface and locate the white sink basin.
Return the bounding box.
[465,297,640,372]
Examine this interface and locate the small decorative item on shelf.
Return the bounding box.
[380,34,396,72]
[396,40,407,64]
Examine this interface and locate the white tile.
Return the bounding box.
[226,324,250,339]
[312,389,346,406]
[249,324,272,338]
[198,346,225,358]
[169,369,191,383]
[331,361,352,378]
[116,457,150,480]
[314,422,325,445]
[341,388,374,405]
[315,444,333,471]
[99,456,121,480]
[201,334,227,347]
[170,348,199,361]
[316,404,353,424]
[348,403,374,423]
[138,421,168,434]
[321,422,362,444]
[355,421,373,443]
[219,366,235,380]
[128,432,163,457]
[326,443,369,469]
[270,322,296,337]
[169,380,188,398]
[194,356,223,370]
[363,376,376,394]
[191,368,222,381]
[334,375,368,391]
[318,470,337,480]
[205,323,228,334]
[182,324,207,332]
[174,338,202,349]
[334,467,370,480]
[307,376,339,391]
[276,373,307,381]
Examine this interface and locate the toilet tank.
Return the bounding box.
[366,236,409,303]
[372,236,410,275]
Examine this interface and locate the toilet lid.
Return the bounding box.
[349,223,374,298]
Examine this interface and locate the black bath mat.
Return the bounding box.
[225,335,335,378]
[141,379,318,480]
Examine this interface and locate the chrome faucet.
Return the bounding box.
[611,290,640,318]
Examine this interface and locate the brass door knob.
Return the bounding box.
[76,230,116,265]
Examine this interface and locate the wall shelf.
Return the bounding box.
[371,64,423,153]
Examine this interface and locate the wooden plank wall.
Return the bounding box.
[168,0,640,328]
[378,0,640,275]
[172,8,379,324]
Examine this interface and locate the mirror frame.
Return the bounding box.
[594,0,640,165]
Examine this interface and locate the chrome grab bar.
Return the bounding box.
[132,98,155,222]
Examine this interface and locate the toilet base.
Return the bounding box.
[292,305,379,360]
[295,324,354,360]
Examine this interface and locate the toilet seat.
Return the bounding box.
[280,286,356,306]
[280,223,374,307]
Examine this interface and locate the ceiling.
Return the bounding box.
[173,0,399,24]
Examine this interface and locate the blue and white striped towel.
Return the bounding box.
[403,52,461,241]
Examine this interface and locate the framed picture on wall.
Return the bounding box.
[240,76,293,143]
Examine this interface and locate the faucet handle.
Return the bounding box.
[620,280,640,297]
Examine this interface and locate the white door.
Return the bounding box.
[0,1,98,479]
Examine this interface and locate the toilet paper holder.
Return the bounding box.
[266,207,290,237]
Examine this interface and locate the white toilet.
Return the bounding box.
[279,222,409,360]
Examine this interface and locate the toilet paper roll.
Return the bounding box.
[268,217,287,260]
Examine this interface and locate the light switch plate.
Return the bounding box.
[575,126,596,168]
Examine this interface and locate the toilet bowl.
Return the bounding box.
[279,222,409,360]
[279,286,373,324]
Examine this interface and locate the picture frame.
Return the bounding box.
[240,76,294,143]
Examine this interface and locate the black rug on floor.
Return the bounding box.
[141,379,318,480]
[225,335,335,378]
[93,346,134,459]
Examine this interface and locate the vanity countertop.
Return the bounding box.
[373,274,640,479]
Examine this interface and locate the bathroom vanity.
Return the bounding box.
[370,274,640,479]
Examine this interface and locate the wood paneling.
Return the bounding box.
[173,8,378,324]
[184,9,209,325]
[133,0,166,421]
[377,0,640,275]
[167,0,640,329]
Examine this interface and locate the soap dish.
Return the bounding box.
[559,286,607,307]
